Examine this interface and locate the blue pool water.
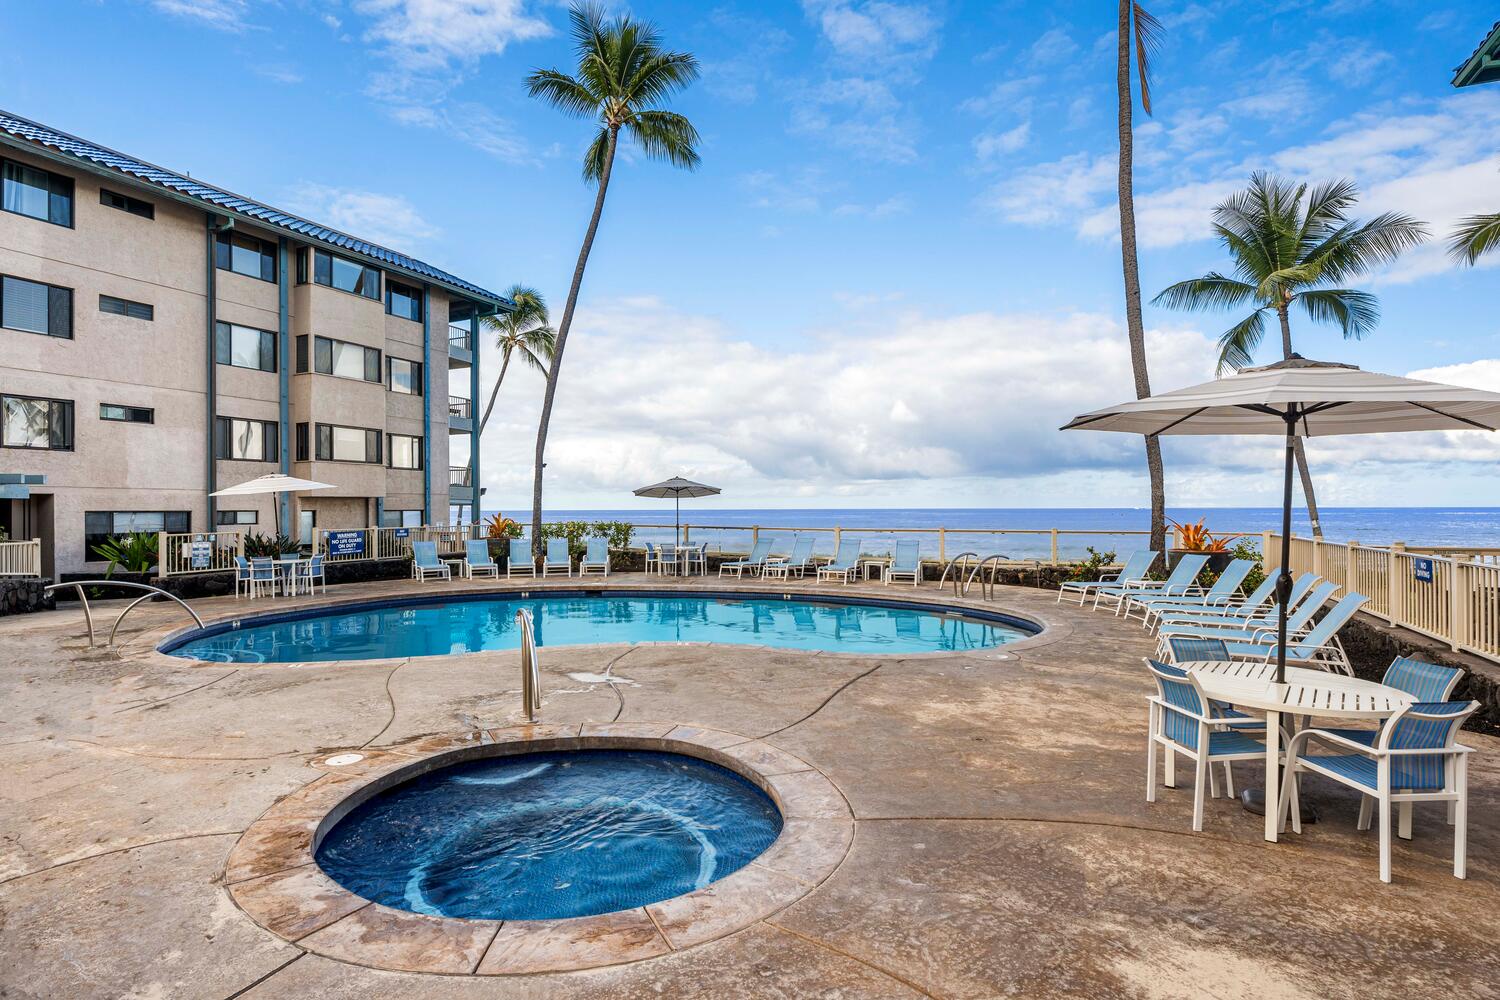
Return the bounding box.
[315,750,783,920]
[163,592,1035,662]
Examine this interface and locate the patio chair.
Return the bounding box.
[293,554,326,595]
[656,542,680,576]
[1144,570,1280,631]
[719,537,774,578]
[681,542,707,576]
[1316,658,1465,748]
[507,539,537,579]
[542,538,572,577]
[1095,553,1210,614]
[580,537,610,576]
[816,537,863,584]
[1156,579,1337,651]
[885,539,924,587]
[233,555,254,599]
[1124,558,1253,624]
[1056,549,1157,606]
[1280,699,1479,882]
[1154,572,1323,635]
[765,536,818,580]
[1215,591,1368,673]
[1143,659,1267,831]
[1164,636,1265,732]
[462,540,499,580]
[412,541,451,582]
[247,556,277,599]
[644,541,660,575]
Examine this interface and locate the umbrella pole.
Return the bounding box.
[675,494,681,545]
[1274,409,1296,686]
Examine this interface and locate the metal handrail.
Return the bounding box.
[515,608,541,722]
[43,580,204,649]
[964,554,1008,601]
[937,553,979,596]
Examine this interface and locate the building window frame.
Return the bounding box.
[214,231,278,283]
[214,321,277,373]
[2,394,74,450]
[311,335,381,383]
[1,274,73,339]
[385,280,422,322]
[387,433,423,470]
[99,294,153,321]
[386,356,423,396]
[99,187,154,220]
[2,158,73,228]
[216,510,258,526]
[99,403,154,424]
[84,510,189,558]
[314,422,382,464]
[214,415,279,463]
[309,249,380,300]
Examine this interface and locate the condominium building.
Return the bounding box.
[0,110,507,578]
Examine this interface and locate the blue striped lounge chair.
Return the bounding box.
[719,537,774,578]
[1056,550,1156,606]
[1097,553,1210,614]
[462,539,499,579]
[1281,699,1479,882]
[778,536,819,578]
[1215,592,1368,673]
[1146,571,1280,632]
[884,539,923,587]
[816,537,864,584]
[1156,580,1338,653]
[1144,659,1267,831]
[542,538,572,577]
[1154,571,1319,630]
[580,537,610,576]
[1308,657,1464,748]
[507,539,537,579]
[412,541,451,582]
[1126,559,1254,625]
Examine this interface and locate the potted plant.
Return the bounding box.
[244,532,301,559]
[1167,518,1243,575]
[92,531,159,580]
[485,514,522,567]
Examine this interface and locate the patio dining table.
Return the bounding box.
[658,542,707,576]
[1180,659,1413,843]
[271,556,314,598]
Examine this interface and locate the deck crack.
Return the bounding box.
[758,663,882,740]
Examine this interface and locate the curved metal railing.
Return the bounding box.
[963,554,1011,602]
[43,580,204,649]
[936,552,979,596]
[515,608,542,723]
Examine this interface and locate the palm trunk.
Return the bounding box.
[1117,1,1167,555]
[1277,305,1323,538]
[531,126,618,558]
[477,346,514,436]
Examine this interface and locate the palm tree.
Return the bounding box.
[1153,172,1427,537]
[477,285,555,436]
[1116,2,1168,554]
[1449,213,1500,264]
[525,2,700,556]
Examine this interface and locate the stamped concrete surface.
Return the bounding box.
[0,575,1497,999]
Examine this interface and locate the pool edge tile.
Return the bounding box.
[476,908,671,974]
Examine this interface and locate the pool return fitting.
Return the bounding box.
[516,608,542,723]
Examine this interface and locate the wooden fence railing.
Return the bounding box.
[157,531,245,576]
[0,538,42,577]
[1268,532,1500,663]
[314,524,483,564]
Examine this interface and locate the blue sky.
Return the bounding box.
[5,1,1498,509]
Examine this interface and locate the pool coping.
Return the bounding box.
[222,722,855,976]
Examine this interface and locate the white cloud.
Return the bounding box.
[790,77,919,164]
[387,101,534,165]
[973,122,1031,163]
[833,196,910,218]
[982,152,1116,225]
[354,0,550,71]
[801,0,940,68]
[254,64,303,85]
[285,184,440,250]
[1028,27,1077,65]
[959,75,1042,116]
[151,0,247,30]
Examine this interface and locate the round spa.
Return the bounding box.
[315,748,784,921]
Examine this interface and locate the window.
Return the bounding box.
[214,416,278,462]
[386,281,422,321]
[216,510,258,526]
[100,403,153,424]
[215,231,276,283]
[295,334,309,374]
[99,294,153,321]
[2,159,72,227]
[387,356,422,395]
[312,335,380,382]
[380,509,423,528]
[295,422,308,462]
[311,250,379,300]
[387,433,422,470]
[315,423,381,463]
[2,395,73,449]
[100,188,154,220]
[84,510,189,556]
[2,275,72,338]
[214,321,276,372]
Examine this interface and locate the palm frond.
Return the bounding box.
[517,330,557,372]
[582,125,612,182]
[1151,273,1258,311]
[524,69,599,118]
[1297,177,1358,250]
[1131,3,1163,116]
[1448,212,1500,265]
[624,50,701,110]
[626,110,701,170]
[1311,212,1429,284]
[1216,310,1268,373]
[1296,289,1380,340]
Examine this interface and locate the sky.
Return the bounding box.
[4,0,1499,511]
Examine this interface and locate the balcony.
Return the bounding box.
[448,395,473,433]
[449,465,478,507]
[448,326,472,368]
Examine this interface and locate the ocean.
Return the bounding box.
[478,507,1500,561]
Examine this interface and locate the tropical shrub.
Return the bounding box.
[244,532,300,558]
[1169,517,1244,553]
[1228,538,1266,593]
[539,520,592,560]
[1066,547,1118,582]
[590,520,634,554]
[485,513,522,540]
[92,531,158,577]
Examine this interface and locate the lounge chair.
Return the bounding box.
[885,539,924,587]
[1145,571,1282,631]
[412,541,451,582]
[1095,553,1210,614]
[1143,659,1267,832]
[1216,591,1369,672]
[462,539,499,579]
[1154,572,1321,633]
[542,538,572,577]
[1157,580,1339,651]
[1124,558,1253,624]
[768,536,818,579]
[1316,658,1465,747]
[507,539,537,578]
[580,537,610,575]
[816,537,863,584]
[719,537,774,578]
[1281,699,1479,882]
[1056,549,1157,606]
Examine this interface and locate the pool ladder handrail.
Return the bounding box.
[516,608,542,723]
[963,554,1011,602]
[43,580,205,649]
[937,552,979,597]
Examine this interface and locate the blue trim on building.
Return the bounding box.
[422,285,433,524]
[277,238,291,533]
[469,312,481,523]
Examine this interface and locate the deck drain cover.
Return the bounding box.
[324,753,365,767]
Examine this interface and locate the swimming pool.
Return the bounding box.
[315,749,782,920]
[162,590,1038,663]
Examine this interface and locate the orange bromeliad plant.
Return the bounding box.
[1168,517,1244,552]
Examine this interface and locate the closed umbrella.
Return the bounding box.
[1062,356,1500,685]
[632,477,721,545]
[210,473,335,536]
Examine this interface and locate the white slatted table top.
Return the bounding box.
[1180,660,1412,719]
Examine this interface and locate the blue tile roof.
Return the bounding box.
[0,109,510,308]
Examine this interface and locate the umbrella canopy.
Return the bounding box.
[1062,356,1500,684]
[209,473,337,497]
[633,477,721,544]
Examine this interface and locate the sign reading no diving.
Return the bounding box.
[1412,557,1434,583]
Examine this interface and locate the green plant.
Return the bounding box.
[1067,547,1118,582]
[478,287,555,436]
[1168,517,1244,553]
[590,520,634,556]
[485,514,522,540]
[1449,212,1500,266]
[539,520,593,560]
[1228,538,1265,594]
[243,532,299,558]
[91,531,158,577]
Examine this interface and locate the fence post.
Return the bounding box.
[1261,531,1274,571]
[750,525,759,549]
[1450,559,1468,653]
[1049,528,1059,564]
[683,523,691,544]
[1386,542,1404,625]
[1311,538,1325,580]
[938,528,946,563]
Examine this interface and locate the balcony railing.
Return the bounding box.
[450,465,472,488]
[448,327,472,352]
[449,395,471,420]
[0,538,42,578]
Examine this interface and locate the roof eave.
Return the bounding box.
[1452,21,1500,87]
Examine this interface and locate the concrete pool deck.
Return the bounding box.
[1,575,1498,998]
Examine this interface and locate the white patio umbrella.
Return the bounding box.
[1062,356,1500,684]
[632,477,721,544]
[210,473,335,536]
